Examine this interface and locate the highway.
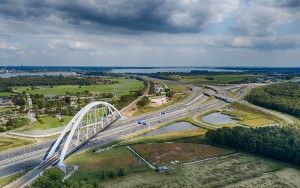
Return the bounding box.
[3,84,236,188]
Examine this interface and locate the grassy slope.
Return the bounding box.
[0,92,14,97]
[15,78,144,97]
[0,136,35,152]
[0,173,23,187]
[223,103,277,127]
[197,103,280,128]
[22,115,72,131]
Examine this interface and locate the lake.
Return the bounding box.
[110,67,242,74]
[202,112,235,124]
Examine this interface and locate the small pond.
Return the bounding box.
[143,122,198,136]
[202,112,236,124]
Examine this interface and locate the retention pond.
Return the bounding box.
[143,122,198,136]
[202,112,235,124]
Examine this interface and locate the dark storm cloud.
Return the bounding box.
[0,0,300,67]
[272,0,300,8]
[0,0,235,33]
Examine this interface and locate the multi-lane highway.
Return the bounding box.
[3,84,238,188]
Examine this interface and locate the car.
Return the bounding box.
[142,122,147,126]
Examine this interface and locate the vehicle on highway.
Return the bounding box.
[138,120,147,126]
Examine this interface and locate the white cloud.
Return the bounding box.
[0,41,23,51]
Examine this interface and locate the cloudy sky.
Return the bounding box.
[0,0,299,67]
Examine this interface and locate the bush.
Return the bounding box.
[116,168,126,177]
[5,117,30,130]
[137,97,150,108]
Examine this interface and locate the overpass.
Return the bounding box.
[6,101,122,188]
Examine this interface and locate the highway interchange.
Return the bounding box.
[2,82,251,187]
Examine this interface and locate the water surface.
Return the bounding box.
[202,112,235,124]
[144,122,198,136]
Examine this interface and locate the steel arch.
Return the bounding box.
[45,101,122,172]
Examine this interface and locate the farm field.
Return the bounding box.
[15,78,144,97]
[101,153,298,188]
[132,143,234,165]
[134,82,191,115]
[0,136,35,152]
[225,168,300,188]
[22,115,72,131]
[66,147,149,181]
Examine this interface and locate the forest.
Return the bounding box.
[246,82,300,117]
[206,126,300,165]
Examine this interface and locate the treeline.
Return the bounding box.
[206,126,300,165]
[246,82,300,117]
[0,75,118,87]
[0,117,30,132]
[114,90,144,110]
[33,167,127,188]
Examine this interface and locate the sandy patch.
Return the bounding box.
[149,96,169,107]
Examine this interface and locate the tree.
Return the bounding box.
[137,97,150,108]
[206,126,300,166]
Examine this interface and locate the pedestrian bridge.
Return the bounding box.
[44,101,122,173]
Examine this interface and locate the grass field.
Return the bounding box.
[124,128,207,146]
[134,82,191,115]
[0,173,23,187]
[22,115,72,131]
[0,92,14,97]
[223,103,279,127]
[100,152,295,188]
[66,147,148,181]
[0,107,16,113]
[198,102,279,128]
[0,136,35,152]
[170,74,261,84]
[15,78,144,97]
[133,143,234,166]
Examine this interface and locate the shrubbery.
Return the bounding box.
[32,167,128,188]
[0,117,30,132]
[137,97,150,108]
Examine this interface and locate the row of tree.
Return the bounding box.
[206,126,300,165]
[245,82,300,117]
[0,75,119,87]
[33,167,127,188]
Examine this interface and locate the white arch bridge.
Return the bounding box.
[44,101,122,173]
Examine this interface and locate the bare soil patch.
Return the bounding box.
[132,143,233,165]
